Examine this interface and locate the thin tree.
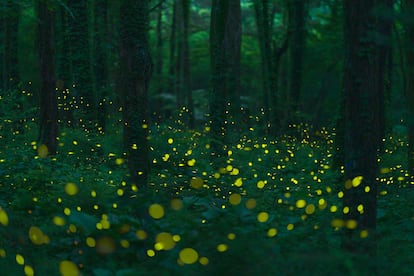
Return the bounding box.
[154,1,164,122]
[168,0,178,118]
[180,0,194,128]
[119,0,152,186]
[37,0,58,156]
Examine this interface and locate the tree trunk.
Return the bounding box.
[119,0,152,186]
[154,2,164,122]
[342,0,388,254]
[37,1,58,156]
[0,2,4,92]
[210,0,241,158]
[55,3,74,127]
[254,0,272,132]
[377,0,394,146]
[181,0,194,128]
[3,0,19,91]
[169,0,178,114]
[94,0,109,133]
[403,0,414,178]
[287,0,306,122]
[67,0,94,128]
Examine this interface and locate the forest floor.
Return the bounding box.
[1,119,414,275]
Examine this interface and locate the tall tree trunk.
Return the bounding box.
[377,0,394,146]
[210,0,241,158]
[94,0,109,133]
[210,0,227,158]
[181,0,194,128]
[175,0,184,109]
[226,0,242,128]
[169,0,177,117]
[342,0,388,254]
[154,1,164,122]
[403,0,414,179]
[287,0,306,122]
[3,0,19,91]
[55,3,75,127]
[271,37,289,136]
[67,0,94,128]
[37,1,58,156]
[254,0,272,132]
[119,0,152,186]
[170,0,194,127]
[0,2,4,92]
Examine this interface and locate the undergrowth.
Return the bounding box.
[0,112,413,276]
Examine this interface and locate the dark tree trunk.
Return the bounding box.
[210,0,241,158]
[181,0,194,128]
[377,0,394,146]
[94,0,109,133]
[67,0,94,128]
[3,0,19,91]
[342,0,388,254]
[175,0,184,109]
[254,0,272,132]
[169,0,178,114]
[271,37,289,135]
[37,1,58,156]
[0,3,4,92]
[169,0,194,127]
[154,1,164,122]
[55,3,75,126]
[287,0,306,122]
[403,0,414,178]
[119,0,152,186]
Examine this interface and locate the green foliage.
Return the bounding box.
[1,110,413,275]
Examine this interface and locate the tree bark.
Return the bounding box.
[0,2,4,92]
[119,0,152,186]
[342,0,388,254]
[67,0,94,128]
[55,3,74,126]
[94,0,109,133]
[287,0,306,122]
[403,0,414,178]
[169,0,178,113]
[210,0,241,158]
[181,0,194,128]
[154,1,164,122]
[254,0,272,132]
[37,0,58,156]
[3,0,19,91]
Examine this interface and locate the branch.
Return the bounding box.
[56,0,75,19]
[149,0,168,13]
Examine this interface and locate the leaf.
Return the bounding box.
[93,268,113,276]
[69,211,99,235]
[116,269,142,276]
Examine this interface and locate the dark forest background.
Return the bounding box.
[1,0,414,275]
